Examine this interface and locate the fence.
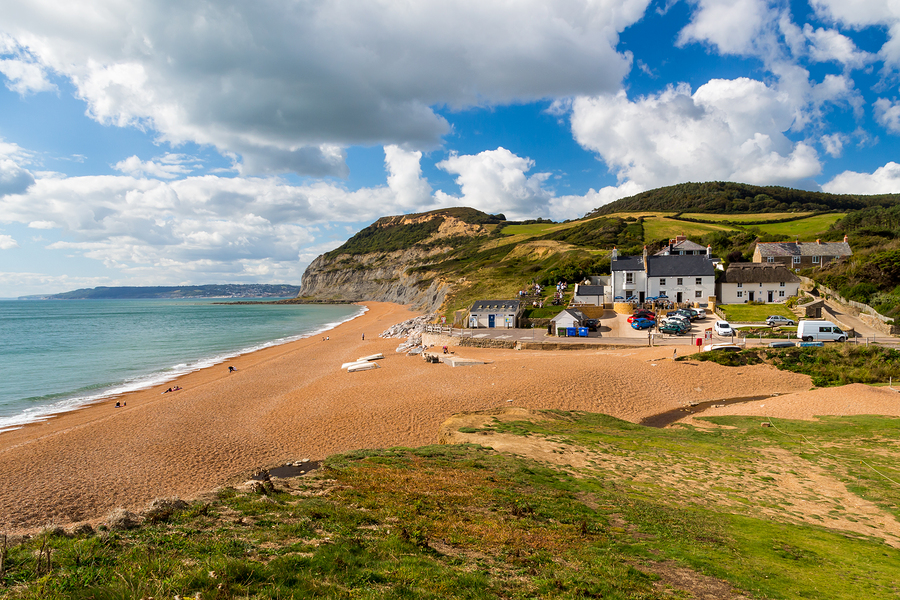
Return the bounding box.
[797,275,893,323]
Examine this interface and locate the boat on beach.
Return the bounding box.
[357,353,384,362]
[347,362,380,373]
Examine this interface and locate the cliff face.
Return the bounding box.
[298,213,493,312]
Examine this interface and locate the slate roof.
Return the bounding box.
[610,256,644,271]
[574,285,604,296]
[756,241,852,258]
[551,308,587,323]
[646,255,715,277]
[654,239,707,255]
[720,263,801,284]
[469,299,521,313]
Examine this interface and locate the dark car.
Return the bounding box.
[659,321,689,335]
[585,318,599,331]
[630,317,655,330]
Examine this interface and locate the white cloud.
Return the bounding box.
[803,25,873,68]
[549,181,645,221]
[569,79,822,190]
[0,0,650,177]
[0,234,18,249]
[435,148,553,220]
[821,133,847,157]
[0,57,55,94]
[875,98,900,133]
[384,146,432,211]
[811,0,900,69]
[678,0,774,57]
[823,162,900,194]
[113,154,195,179]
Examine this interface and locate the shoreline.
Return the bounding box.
[0,302,367,435]
[2,301,900,533]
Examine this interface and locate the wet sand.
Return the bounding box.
[1,301,897,532]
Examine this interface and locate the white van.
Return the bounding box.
[796,320,847,342]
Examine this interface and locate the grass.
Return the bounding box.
[741,213,844,239]
[680,212,814,222]
[642,216,736,242]
[3,413,900,599]
[717,303,797,322]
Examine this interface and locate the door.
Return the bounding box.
[676,291,683,303]
[748,291,755,301]
[639,291,645,303]
[768,290,774,302]
[488,314,495,328]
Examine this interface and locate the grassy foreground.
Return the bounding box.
[2,409,900,599]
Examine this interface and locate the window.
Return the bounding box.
[659,290,665,298]
[779,290,785,297]
[779,282,785,287]
[625,272,634,284]
[659,278,666,286]
[767,256,775,263]
[695,290,702,298]
[695,277,702,285]
[812,255,820,264]
[737,282,743,288]
[737,291,743,298]
[793,255,801,264]
[676,277,683,285]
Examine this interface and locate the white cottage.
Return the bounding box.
[609,247,717,305]
[467,299,523,329]
[717,263,801,304]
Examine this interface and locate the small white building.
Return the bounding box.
[550,308,587,334]
[468,299,522,328]
[717,263,801,304]
[572,284,605,306]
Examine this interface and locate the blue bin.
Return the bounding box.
[578,327,588,337]
[566,327,577,337]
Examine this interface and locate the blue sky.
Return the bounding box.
[2,0,900,296]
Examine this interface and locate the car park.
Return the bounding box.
[768,340,796,348]
[630,317,655,330]
[766,315,795,327]
[714,320,736,336]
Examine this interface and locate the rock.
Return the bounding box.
[761,422,771,427]
[70,523,94,536]
[106,508,141,530]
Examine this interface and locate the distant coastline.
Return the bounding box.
[17,284,302,301]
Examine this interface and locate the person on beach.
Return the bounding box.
[362,333,365,341]
[228,366,236,373]
[673,348,677,361]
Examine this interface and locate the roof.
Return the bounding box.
[654,239,707,255]
[720,263,802,284]
[756,241,853,258]
[610,256,644,271]
[551,308,587,323]
[646,255,716,277]
[469,299,521,313]
[574,284,604,296]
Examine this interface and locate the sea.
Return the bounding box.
[0,299,363,433]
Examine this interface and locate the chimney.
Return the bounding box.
[816,239,822,245]
[611,247,618,261]
[706,244,712,259]
[843,234,848,243]
[642,245,648,271]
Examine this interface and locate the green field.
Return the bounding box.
[680,212,813,222]
[642,216,735,241]
[717,303,796,322]
[741,213,844,238]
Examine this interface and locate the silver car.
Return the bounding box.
[766,315,795,327]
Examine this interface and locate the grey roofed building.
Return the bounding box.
[469,299,522,312]
[719,263,801,284]
[573,284,604,305]
[755,240,853,258]
[610,256,644,271]
[655,235,707,255]
[468,299,523,329]
[646,255,715,277]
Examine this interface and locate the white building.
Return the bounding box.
[609,247,717,305]
[467,299,523,328]
[717,263,801,304]
[572,284,604,306]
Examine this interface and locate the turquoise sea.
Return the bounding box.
[0,299,362,432]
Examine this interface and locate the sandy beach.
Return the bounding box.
[2,301,899,533]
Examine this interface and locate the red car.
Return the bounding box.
[627,311,656,323]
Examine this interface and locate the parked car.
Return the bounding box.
[627,311,656,323]
[768,340,796,348]
[630,317,655,330]
[766,315,796,327]
[661,315,692,329]
[796,320,847,342]
[714,320,736,336]
[659,321,689,335]
[693,308,706,319]
[679,308,701,321]
[585,318,599,331]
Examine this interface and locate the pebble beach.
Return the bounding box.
[2,301,899,533]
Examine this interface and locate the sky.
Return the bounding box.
[2,0,900,297]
